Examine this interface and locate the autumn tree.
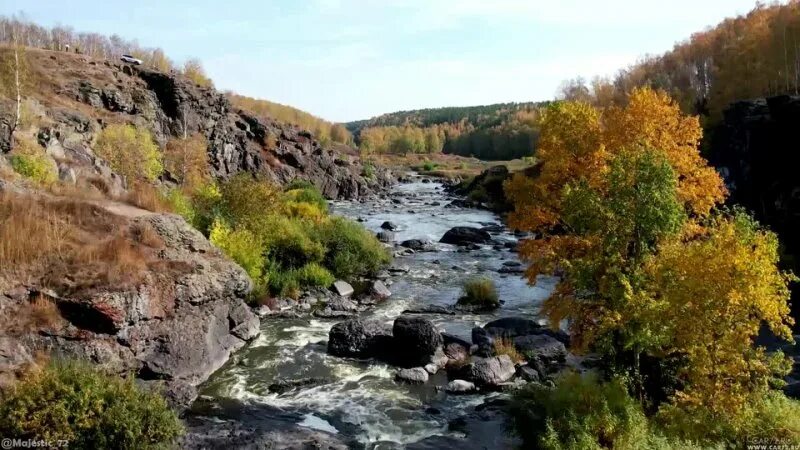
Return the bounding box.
[182,58,213,88]
[94,124,163,183]
[164,133,209,190]
[506,87,795,431]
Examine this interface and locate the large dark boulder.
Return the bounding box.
[392,316,443,367]
[513,334,567,366]
[327,318,392,359]
[439,227,492,246]
[484,317,570,346]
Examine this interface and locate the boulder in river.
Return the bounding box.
[466,355,516,387]
[439,227,492,246]
[376,230,395,243]
[326,296,358,312]
[328,318,393,359]
[395,367,429,384]
[472,327,495,357]
[513,334,567,366]
[400,239,434,252]
[483,317,542,338]
[331,280,354,297]
[370,280,392,299]
[380,221,399,231]
[392,316,443,368]
[444,379,477,394]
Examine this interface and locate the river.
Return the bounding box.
[188,177,557,449]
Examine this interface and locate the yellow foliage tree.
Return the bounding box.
[94,124,163,183]
[506,87,795,428]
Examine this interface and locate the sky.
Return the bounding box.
[2,0,765,122]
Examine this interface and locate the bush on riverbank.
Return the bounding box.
[457,277,499,309]
[173,174,389,299]
[509,373,707,450]
[0,360,183,449]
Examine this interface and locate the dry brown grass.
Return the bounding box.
[1,294,64,336]
[122,182,171,213]
[0,193,72,267]
[0,191,163,296]
[494,337,525,364]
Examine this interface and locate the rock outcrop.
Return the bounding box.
[1,50,392,200]
[0,208,259,408]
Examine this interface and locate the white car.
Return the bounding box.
[120,54,143,65]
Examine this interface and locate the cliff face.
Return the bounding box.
[708,95,800,314]
[0,48,392,199]
[0,194,260,408]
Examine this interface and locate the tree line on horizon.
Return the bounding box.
[349,102,544,160]
[558,1,800,124]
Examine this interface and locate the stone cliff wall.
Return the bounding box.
[1,49,392,199]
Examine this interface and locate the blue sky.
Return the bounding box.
[4,1,764,122]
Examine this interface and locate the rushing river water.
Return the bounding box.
[192,178,557,448]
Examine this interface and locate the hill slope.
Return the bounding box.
[0,46,391,199]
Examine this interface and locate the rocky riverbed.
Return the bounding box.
[182,176,574,449]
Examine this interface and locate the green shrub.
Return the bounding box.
[362,162,375,179]
[188,181,222,234]
[285,179,316,191]
[656,390,800,447]
[94,124,163,182]
[262,215,325,269]
[209,217,265,283]
[314,216,390,280]
[267,265,301,298]
[164,188,195,224]
[422,161,437,171]
[219,174,282,229]
[285,186,327,211]
[467,185,489,203]
[0,360,183,449]
[8,139,57,185]
[458,277,499,308]
[293,262,335,288]
[510,372,703,450]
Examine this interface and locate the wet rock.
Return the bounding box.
[466,355,516,386]
[481,224,505,233]
[327,296,358,312]
[439,227,492,246]
[445,379,477,394]
[376,230,395,243]
[517,365,541,383]
[483,317,542,338]
[392,316,443,368]
[514,334,567,366]
[313,309,356,319]
[268,377,330,394]
[400,239,434,252]
[327,318,393,359]
[424,363,439,374]
[370,280,392,299]
[498,265,525,274]
[388,264,410,273]
[331,281,354,297]
[444,343,470,367]
[395,367,429,384]
[471,327,494,357]
[381,221,399,231]
[402,305,455,315]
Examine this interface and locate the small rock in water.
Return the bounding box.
[381,221,399,230]
[327,296,358,312]
[467,355,516,386]
[376,230,395,243]
[424,363,439,374]
[388,264,410,273]
[332,280,354,297]
[395,367,429,384]
[445,379,477,394]
[370,280,392,299]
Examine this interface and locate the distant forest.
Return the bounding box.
[347,102,546,161]
[351,2,800,161]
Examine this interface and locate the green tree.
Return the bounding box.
[94,124,163,183]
